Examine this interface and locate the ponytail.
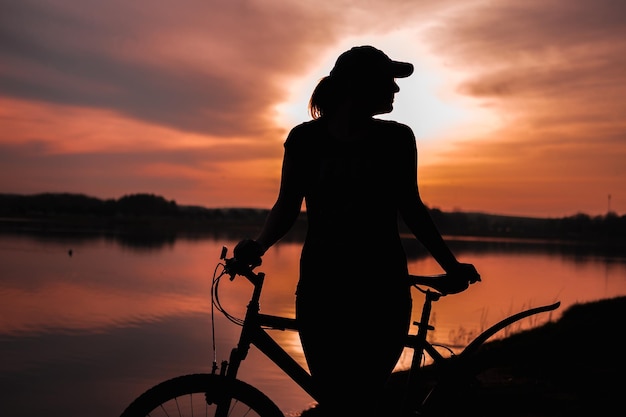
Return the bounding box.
[308,76,340,119]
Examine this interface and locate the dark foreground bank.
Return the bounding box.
[300,295,626,417]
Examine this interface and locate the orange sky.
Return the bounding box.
[1,0,625,218]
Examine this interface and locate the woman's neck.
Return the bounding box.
[326,109,373,142]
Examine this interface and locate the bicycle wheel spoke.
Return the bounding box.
[120,374,283,417]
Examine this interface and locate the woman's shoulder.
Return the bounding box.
[289,119,326,136]
[371,118,414,137]
[285,119,327,148]
[370,119,416,153]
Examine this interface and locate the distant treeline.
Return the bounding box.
[0,192,280,242]
[0,192,625,246]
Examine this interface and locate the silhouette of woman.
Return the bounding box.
[234,45,480,417]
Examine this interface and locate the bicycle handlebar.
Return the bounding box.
[220,246,477,296]
[220,246,260,282]
[410,274,477,295]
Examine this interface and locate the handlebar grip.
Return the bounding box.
[223,256,256,279]
[220,246,259,278]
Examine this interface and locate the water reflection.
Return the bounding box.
[1,232,625,417]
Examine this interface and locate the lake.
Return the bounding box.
[1,232,625,417]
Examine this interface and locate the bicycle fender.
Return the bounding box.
[459,301,561,357]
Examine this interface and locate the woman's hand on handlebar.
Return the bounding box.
[435,262,481,295]
[233,239,265,268]
[447,262,481,283]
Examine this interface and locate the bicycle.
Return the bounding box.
[119,246,560,417]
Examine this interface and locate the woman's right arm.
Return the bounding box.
[255,143,304,252]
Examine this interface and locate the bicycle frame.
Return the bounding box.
[214,249,560,416]
[217,268,319,401]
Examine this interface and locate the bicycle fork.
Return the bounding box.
[209,348,247,417]
[210,276,264,417]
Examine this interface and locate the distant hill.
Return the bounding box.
[0,192,624,247]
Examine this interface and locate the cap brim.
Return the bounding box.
[391,61,414,78]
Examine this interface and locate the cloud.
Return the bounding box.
[0,0,450,138]
[427,0,626,114]
[427,0,626,63]
[410,0,626,215]
[2,0,625,215]
[1,1,320,137]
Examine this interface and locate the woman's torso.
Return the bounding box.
[286,118,414,281]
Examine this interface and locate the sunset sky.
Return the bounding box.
[2,0,625,218]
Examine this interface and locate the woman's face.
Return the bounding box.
[354,76,400,116]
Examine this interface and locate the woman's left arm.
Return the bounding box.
[396,126,479,279]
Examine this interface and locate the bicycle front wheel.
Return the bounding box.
[120,373,285,417]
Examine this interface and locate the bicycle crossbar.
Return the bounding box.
[251,326,318,400]
[258,314,298,331]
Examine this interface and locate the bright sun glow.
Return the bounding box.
[275,31,497,149]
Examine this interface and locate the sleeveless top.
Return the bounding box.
[284,117,418,291]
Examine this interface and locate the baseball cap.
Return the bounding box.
[329,45,414,80]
